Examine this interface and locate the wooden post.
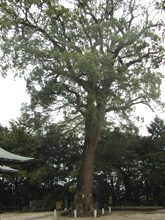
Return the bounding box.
[94,210,97,217]
[102,208,104,215]
[109,206,111,213]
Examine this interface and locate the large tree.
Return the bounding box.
[0,0,164,215]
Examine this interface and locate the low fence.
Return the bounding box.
[111,205,164,210]
[29,200,46,212]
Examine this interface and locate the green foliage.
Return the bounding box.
[0,117,82,208]
[1,116,165,208]
[0,0,164,127]
[0,0,164,211]
[109,196,112,206]
[0,123,9,146]
[147,116,165,140]
[155,0,165,10]
[94,117,165,206]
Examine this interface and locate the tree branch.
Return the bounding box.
[59,83,86,116]
[20,21,65,52]
[128,0,136,28]
[105,96,154,113]
[125,50,161,68]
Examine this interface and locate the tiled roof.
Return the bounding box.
[0,165,18,173]
[0,147,33,162]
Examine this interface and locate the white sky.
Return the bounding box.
[0,75,30,126]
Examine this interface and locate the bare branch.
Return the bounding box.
[128,0,136,28]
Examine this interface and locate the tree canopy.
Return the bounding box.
[0,0,164,120]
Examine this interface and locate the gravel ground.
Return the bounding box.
[1,210,165,220]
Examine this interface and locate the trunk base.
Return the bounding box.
[72,191,94,216]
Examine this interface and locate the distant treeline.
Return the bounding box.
[0,116,165,210]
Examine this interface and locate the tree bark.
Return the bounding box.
[73,104,105,215]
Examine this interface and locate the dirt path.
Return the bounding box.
[1,210,165,220]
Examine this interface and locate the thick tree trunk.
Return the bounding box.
[73,104,105,216]
[73,132,100,215]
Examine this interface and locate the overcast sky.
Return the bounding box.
[0,75,30,126]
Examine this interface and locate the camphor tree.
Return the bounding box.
[0,0,164,215]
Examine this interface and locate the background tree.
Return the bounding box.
[0,118,82,210]
[95,118,165,207]
[0,123,8,146]
[147,116,165,141]
[1,117,165,210]
[137,117,165,205]
[0,0,164,214]
[95,127,142,206]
